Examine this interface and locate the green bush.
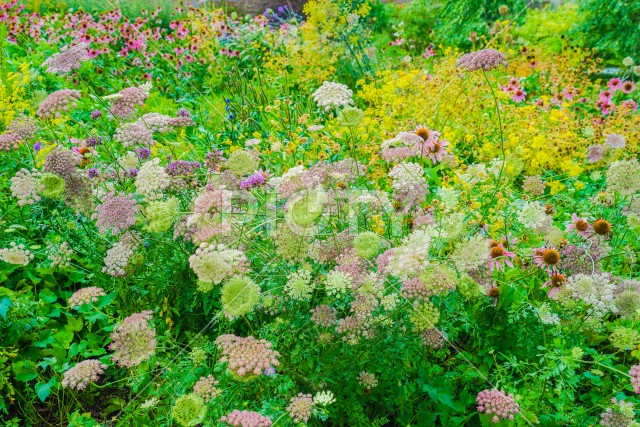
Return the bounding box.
[574,0,640,61]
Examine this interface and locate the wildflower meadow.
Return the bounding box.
[1,0,640,425]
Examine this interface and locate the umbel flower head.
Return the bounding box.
[337,106,364,127]
[94,192,140,235]
[38,172,66,199]
[0,133,22,151]
[68,287,106,308]
[287,393,314,423]
[62,359,107,390]
[353,231,382,259]
[457,49,507,71]
[215,334,280,378]
[221,275,261,320]
[42,43,90,74]
[37,89,81,118]
[476,389,520,423]
[146,197,180,233]
[312,81,354,111]
[193,375,220,402]
[109,310,156,368]
[172,393,206,427]
[220,410,272,427]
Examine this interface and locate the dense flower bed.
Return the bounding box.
[1,0,640,426]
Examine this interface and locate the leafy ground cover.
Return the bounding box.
[1,0,640,426]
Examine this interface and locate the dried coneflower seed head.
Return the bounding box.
[489,287,500,298]
[489,240,500,248]
[542,249,560,265]
[550,273,566,287]
[490,246,505,258]
[575,219,589,232]
[415,128,430,140]
[593,219,611,235]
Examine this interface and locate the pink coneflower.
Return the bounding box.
[423,46,436,58]
[621,80,636,94]
[512,89,526,103]
[563,86,576,101]
[485,283,500,307]
[488,240,515,271]
[607,78,622,91]
[533,247,561,272]
[596,100,614,115]
[413,125,438,156]
[622,99,638,111]
[566,213,591,237]
[599,90,613,102]
[425,137,449,164]
[542,272,566,300]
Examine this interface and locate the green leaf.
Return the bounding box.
[65,316,83,333]
[35,378,57,402]
[0,296,13,320]
[12,360,37,382]
[39,289,58,304]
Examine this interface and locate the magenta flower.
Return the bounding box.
[512,88,526,103]
[607,78,622,91]
[566,213,591,237]
[621,80,636,94]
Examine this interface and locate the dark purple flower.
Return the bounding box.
[240,171,267,189]
[87,168,99,178]
[33,141,42,151]
[177,108,191,118]
[90,110,102,120]
[136,147,151,159]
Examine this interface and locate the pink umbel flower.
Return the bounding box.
[93,192,140,235]
[42,43,90,74]
[542,272,566,299]
[512,88,526,103]
[630,364,640,394]
[68,287,106,308]
[621,80,636,94]
[607,78,622,91]
[215,335,280,377]
[566,213,591,237]
[109,311,156,368]
[287,393,314,423]
[488,240,515,271]
[221,410,272,427]
[533,247,561,272]
[457,49,507,71]
[62,359,107,390]
[476,389,520,423]
[37,89,81,118]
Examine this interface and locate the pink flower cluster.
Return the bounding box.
[42,43,90,74]
[68,286,106,308]
[220,410,272,427]
[0,132,22,151]
[630,364,640,394]
[457,49,507,72]
[193,374,220,402]
[94,192,140,235]
[287,393,314,423]
[109,310,156,368]
[476,389,519,423]
[108,86,149,119]
[310,305,337,327]
[37,89,81,119]
[62,359,107,390]
[215,334,280,377]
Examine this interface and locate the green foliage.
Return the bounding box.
[574,0,640,61]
